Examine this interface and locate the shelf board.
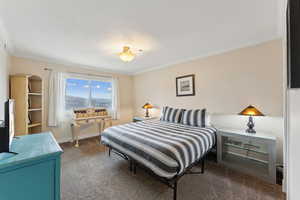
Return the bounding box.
[221,153,270,182]
[28,122,42,128]
[28,92,42,96]
[28,108,42,112]
[224,143,268,155]
[226,151,269,164]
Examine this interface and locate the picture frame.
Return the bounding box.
[176,74,195,96]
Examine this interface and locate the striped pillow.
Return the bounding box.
[160,106,184,123]
[181,109,206,127]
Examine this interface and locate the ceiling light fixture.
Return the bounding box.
[119,46,135,62]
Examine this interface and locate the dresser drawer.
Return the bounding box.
[0,159,57,200]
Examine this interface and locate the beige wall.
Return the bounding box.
[0,41,10,120]
[10,56,134,142]
[133,39,284,163]
[134,39,283,116]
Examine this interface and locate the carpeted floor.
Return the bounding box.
[60,137,285,200]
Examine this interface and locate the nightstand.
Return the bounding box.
[216,128,276,184]
[133,116,157,122]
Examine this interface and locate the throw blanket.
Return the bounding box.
[101,119,216,179]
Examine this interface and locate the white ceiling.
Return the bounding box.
[0,0,280,74]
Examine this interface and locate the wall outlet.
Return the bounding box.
[0,39,8,50]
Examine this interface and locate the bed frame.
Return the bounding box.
[106,144,214,200]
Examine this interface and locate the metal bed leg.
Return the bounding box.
[129,160,133,172]
[173,181,177,200]
[133,161,137,174]
[214,141,218,163]
[108,147,111,157]
[201,159,205,174]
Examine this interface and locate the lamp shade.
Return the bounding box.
[142,103,153,109]
[238,105,264,116]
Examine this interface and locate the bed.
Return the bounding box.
[101,118,216,200]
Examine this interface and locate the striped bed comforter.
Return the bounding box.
[101,119,216,179]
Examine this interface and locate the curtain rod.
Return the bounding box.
[67,71,113,78]
[44,67,113,78]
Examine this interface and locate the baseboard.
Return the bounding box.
[282,178,286,193]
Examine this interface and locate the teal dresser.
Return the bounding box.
[0,132,63,200]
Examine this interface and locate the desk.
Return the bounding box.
[71,115,112,147]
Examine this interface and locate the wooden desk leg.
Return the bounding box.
[75,137,79,148]
[98,121,102,134]
[72,124,80,148]
[98,121,102,144]
[103,119,105,132]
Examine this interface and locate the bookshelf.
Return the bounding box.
[10,74,43,135]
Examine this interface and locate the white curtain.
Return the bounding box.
[48,71,66,127]
[111,76,120,120]
[48,72,119,125]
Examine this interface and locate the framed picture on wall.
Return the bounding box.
[176,74,195,96]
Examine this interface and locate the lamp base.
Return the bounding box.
[246,116,256,134]
[246,128,256,134]
[145,108,149,118]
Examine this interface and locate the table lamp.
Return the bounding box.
[142,103,153,118]
[238,105,264,133]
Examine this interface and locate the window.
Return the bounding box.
[65,78,112,110]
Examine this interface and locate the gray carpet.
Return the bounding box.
[61,138,285,200]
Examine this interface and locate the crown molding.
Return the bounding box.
[11,52,133,76]
[133,37,282,76]
[12,37,281,76]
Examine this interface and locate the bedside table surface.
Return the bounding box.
[133,116,157,120]
[216,127,276,141]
